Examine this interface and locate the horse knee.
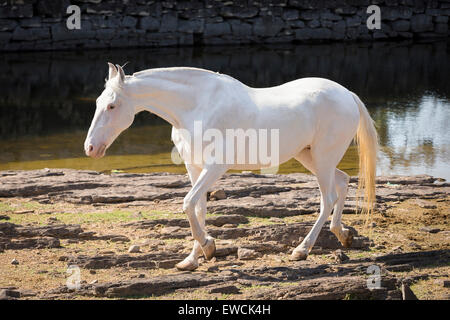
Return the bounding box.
[183,197,196,214]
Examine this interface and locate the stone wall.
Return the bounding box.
[0,0,449,51]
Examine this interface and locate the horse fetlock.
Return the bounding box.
[176,256,199,271]
[201,236,216,260]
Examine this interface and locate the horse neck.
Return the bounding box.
[126,70,202,128]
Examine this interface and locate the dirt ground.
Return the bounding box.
[0,193,448,300]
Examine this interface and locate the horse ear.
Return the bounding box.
[116,64,125,83]
[108,62,117,80]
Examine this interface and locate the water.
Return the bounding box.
[0,41,449,180]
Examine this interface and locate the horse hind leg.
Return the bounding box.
[330,169,353,247]
[291,148,338,260]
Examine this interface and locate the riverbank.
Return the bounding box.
[0,169,448,299]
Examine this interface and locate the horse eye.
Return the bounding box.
[108,105,115,110]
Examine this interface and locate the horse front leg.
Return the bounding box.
[176,164,228,270]
[176,193,206,271]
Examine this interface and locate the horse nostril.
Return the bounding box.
[88,145,94,152]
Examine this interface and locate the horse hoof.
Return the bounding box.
[201,237,216,260]
[176,257,199,271]
[340,229,353,248]
[289,250,308,261]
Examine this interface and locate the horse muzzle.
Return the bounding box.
[85,143,107,159]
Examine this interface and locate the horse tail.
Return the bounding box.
[351,92,378,222]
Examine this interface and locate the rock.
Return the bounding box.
[94,273,236,298]
[0,289,21,300]
[208,285,241,294]
[332,249,350,263]
[103,235,130,242]
[204,22,231,37]
[282,9,299,21]
[435,23,448,34]
[0,215,10,220]
[14,210,34,214]
[392,20,410,32]
[401,283,418,300]
[161,226,181,234]
[411,14,433,33]
[159,12,178,32]
[238,248,260,260]
[36,0,70,17]
[1,237,60,250]
[390,245,403,254]
[128,245,141,253]
[385,264,413,272]
[207,214,248,227]
[246,274,400,300]
[122,16,137,28]
[89,279,98,285]
[178,19,203,33]
[11,258,19,265]
[419,227,441,234]
[222,224,237,228]
[0,19,18,31]
[210,189,226,200]
[253,16,284,37]
[408,242,422,250]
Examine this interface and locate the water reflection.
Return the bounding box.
[0,41,449,179]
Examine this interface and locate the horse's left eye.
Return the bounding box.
[108,105,115,110]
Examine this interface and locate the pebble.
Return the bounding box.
[11,258,19,265]
[222,223,237,228]
[210,189,226,200]
[208,285,240,294]
[419,226,441,234]
[128,245,140,253]
[332,249,350,263]
[237,248,260,260]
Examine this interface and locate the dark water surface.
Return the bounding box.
[0,41,449,179]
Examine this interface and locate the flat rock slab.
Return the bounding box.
[94,273,237,298]
[1,169,448,217]
[44,250,447,299]
[0,222,129,250]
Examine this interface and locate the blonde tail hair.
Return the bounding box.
[351,92,378,223]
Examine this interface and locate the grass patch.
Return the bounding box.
[4,209,190,226]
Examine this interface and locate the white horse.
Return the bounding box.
[85,63,378,271]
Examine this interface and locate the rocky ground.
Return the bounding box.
[0,169,448,300]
